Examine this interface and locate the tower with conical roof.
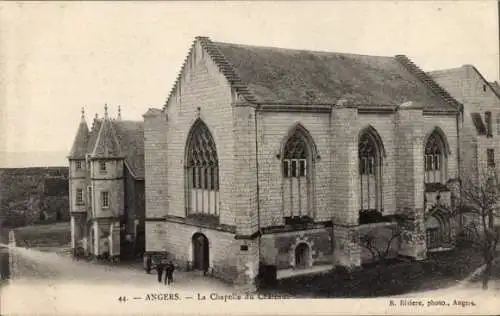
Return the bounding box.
[67,107,90,254]
[68,104,145,262]
[88,104,126,260]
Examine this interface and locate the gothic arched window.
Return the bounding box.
[185,120,219,216]
[359,127,384,213]
[424,130,447,184]
[282,126,315,219]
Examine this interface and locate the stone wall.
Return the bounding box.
[260,228,333,269]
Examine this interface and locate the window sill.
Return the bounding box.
[284,216,314,226]
[424,183,450,192]
[76,202,85,206]
[186,213,219,225]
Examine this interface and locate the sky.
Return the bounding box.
[0,1,499,167]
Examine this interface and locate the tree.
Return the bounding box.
[358,222,403,292]
[455,173,500,289]
[360,224,402,267]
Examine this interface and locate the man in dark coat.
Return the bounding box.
[165,261,175,285]
[156,260,165,283]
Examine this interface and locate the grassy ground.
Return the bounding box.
[260,247,484,298]
[11,222,71,249]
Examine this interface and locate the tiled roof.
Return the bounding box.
[87,119,103,154]
[68,121,89,159]
[164,36,460,111]
[79,118,144,179]
[92,118,123,158]
[471,112,487,135]
[113,120,145,179]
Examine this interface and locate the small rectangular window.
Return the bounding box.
[433,154,440,170]
[425,155,434,171]
[291,160,297,177]
[367,157,374,175]
[204,168,209,190]
[283,160,290,177]
[299,159,306,177]
[88,187,92,204]
[487,148,495,167]
[214,167,219,190]
[101,191,110,208]
[99,161,107,173]
[359,157,365,175]
[210,167,216,190]
[486,111,493,137]
[75,161,82,170]
[76,188,84,205]
[192,168,197,189]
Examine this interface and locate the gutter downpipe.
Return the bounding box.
[456,104,463,228]
[254,107,262,264]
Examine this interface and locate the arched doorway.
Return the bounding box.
[425,209,451,250]
[294,243,311,269]
[192,233,209,271]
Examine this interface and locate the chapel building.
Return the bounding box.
[143,36,464,288]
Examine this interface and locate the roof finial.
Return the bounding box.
[81,107,85,122]
[117,105,122,120]
[104,103,108,119]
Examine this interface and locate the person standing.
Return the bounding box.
[156,260,165,283]
[165,261,175,285]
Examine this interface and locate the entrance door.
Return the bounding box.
[192,233,209,271]
[295,243,310,269]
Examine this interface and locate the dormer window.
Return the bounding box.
[99,161,107,173]
[485,111,493,138]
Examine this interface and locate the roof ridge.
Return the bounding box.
[212,40,395,59]
[395,55,462,111]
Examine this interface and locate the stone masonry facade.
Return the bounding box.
[144,37,463,289]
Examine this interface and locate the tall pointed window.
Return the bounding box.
[185,120,219,217]
[282,125,315,220]
[359,127,384,213]
[424,130,448,184]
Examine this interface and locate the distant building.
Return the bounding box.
[144,36,463,289]
[429,66,500,184]
[68,106,145,261]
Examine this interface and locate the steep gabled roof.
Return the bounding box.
[429,65,500,103]
[490,81,500,96]
[87,118,102,154]
[92,118,124,158]
[113,120,144,179]
[164,36,460,112]
[68,120,89,159]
